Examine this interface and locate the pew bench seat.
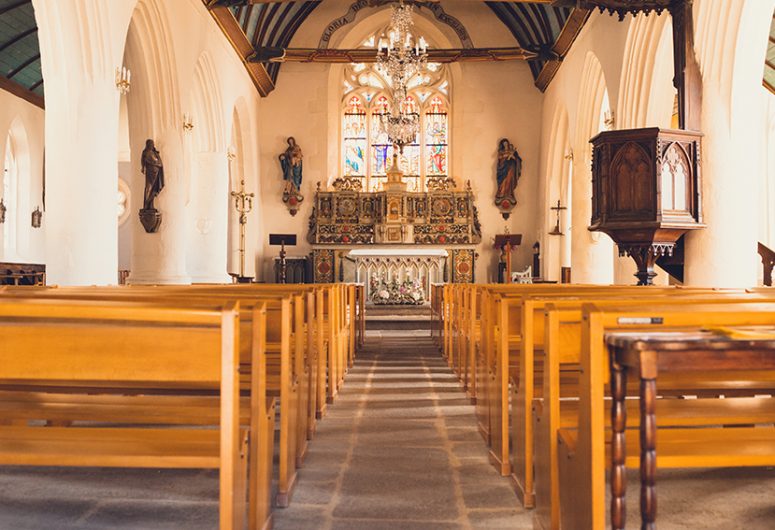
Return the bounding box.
[558,426,775,468]
[0,426,248,469]
[0,391,265,425]
[535,395,775,427]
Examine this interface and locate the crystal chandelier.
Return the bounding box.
[376,1,428,152]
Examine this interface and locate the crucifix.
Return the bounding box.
[230,152,254,281]
[549,200,566,236]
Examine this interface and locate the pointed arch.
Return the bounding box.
[192,51,226,154]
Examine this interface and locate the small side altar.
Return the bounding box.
[308,175,480,285]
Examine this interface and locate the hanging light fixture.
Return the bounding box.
[376,1,428,153]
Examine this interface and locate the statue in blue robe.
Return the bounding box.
[279,137,303,193]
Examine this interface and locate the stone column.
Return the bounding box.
[32,0,137,285]
[127,128,190,284]
[187,151,230,283]
[683,0,773,287]
[570,152,615,284]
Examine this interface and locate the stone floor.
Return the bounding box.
[2,330,775,529]
[272,330,530,530]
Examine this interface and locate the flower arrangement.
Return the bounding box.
[369,275,425,305]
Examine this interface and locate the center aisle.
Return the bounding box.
[274,331,531,530]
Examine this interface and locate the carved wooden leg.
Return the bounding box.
[640,378,657,530]
[610,354,628,530]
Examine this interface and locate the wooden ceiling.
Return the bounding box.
[0,0,43,108]
[207,0,590,95]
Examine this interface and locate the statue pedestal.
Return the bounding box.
[139,208,162,233]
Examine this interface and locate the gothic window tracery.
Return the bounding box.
[341,31,450,192]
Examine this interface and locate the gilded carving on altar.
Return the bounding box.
[306,180,482,246]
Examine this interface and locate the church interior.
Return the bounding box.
[1,0,775,528]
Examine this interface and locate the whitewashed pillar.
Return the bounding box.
[570,151,615,284]
[683,0,774,287]
[32,0,137,285]
[127,128,190,284]
[187,151,230,283]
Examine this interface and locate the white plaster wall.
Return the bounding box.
[0,90,45,265]
[120,0,264,283]
[257,1,543,283]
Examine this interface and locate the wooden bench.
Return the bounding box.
[555,302,775,530]
[533,294,775,529]
[0,285,307,508]
[0,299,271,530]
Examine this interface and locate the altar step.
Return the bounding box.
[365,304,432,331]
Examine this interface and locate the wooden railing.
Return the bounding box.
[758,242,775,286]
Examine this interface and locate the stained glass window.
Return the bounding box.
[371,96,392,177]
[425,96,448,176]
[343,96,366,179]
[341,39,450,191]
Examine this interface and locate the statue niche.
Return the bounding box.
[139,139,164,233]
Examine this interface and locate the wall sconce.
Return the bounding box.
[604,109,616,131]
[31,206,42,228]
[182,113,194,133]
[115,66,131,95]
[564,149,574,161]
[227,149,237,161]
[0,198,6,224]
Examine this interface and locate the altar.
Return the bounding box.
[307,177,480,286]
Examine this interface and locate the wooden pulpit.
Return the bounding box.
[589,128,704,285]
[494,234,522,283]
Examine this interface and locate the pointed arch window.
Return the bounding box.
[341,32,450,192]
[2,135,18,257]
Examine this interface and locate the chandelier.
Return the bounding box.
[376,2,428,152]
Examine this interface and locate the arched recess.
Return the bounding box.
[542,105,571,282]
[230,96,262,280]
[187,51,230,283]
[617,13,675,130]
[571,51,615,284]
[2,119,33,261]
[124,0,189,284]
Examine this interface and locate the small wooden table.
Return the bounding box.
[605,330,775,530]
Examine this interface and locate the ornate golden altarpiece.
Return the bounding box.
[307,177,481,285]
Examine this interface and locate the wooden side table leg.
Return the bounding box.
[640,377,657,530]
[610,353,628,530]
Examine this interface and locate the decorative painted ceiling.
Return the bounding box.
[0,0,42,104]
[224,1,588,92]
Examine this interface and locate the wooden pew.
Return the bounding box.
[476,286,692,478]
[507,289,757,502]
[0,285,306,508]
[606,328,775,529]
[555,302,775,530]
[533,294,775,529]
[0,299,270,530]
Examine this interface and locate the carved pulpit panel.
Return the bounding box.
[589,128,703,285]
